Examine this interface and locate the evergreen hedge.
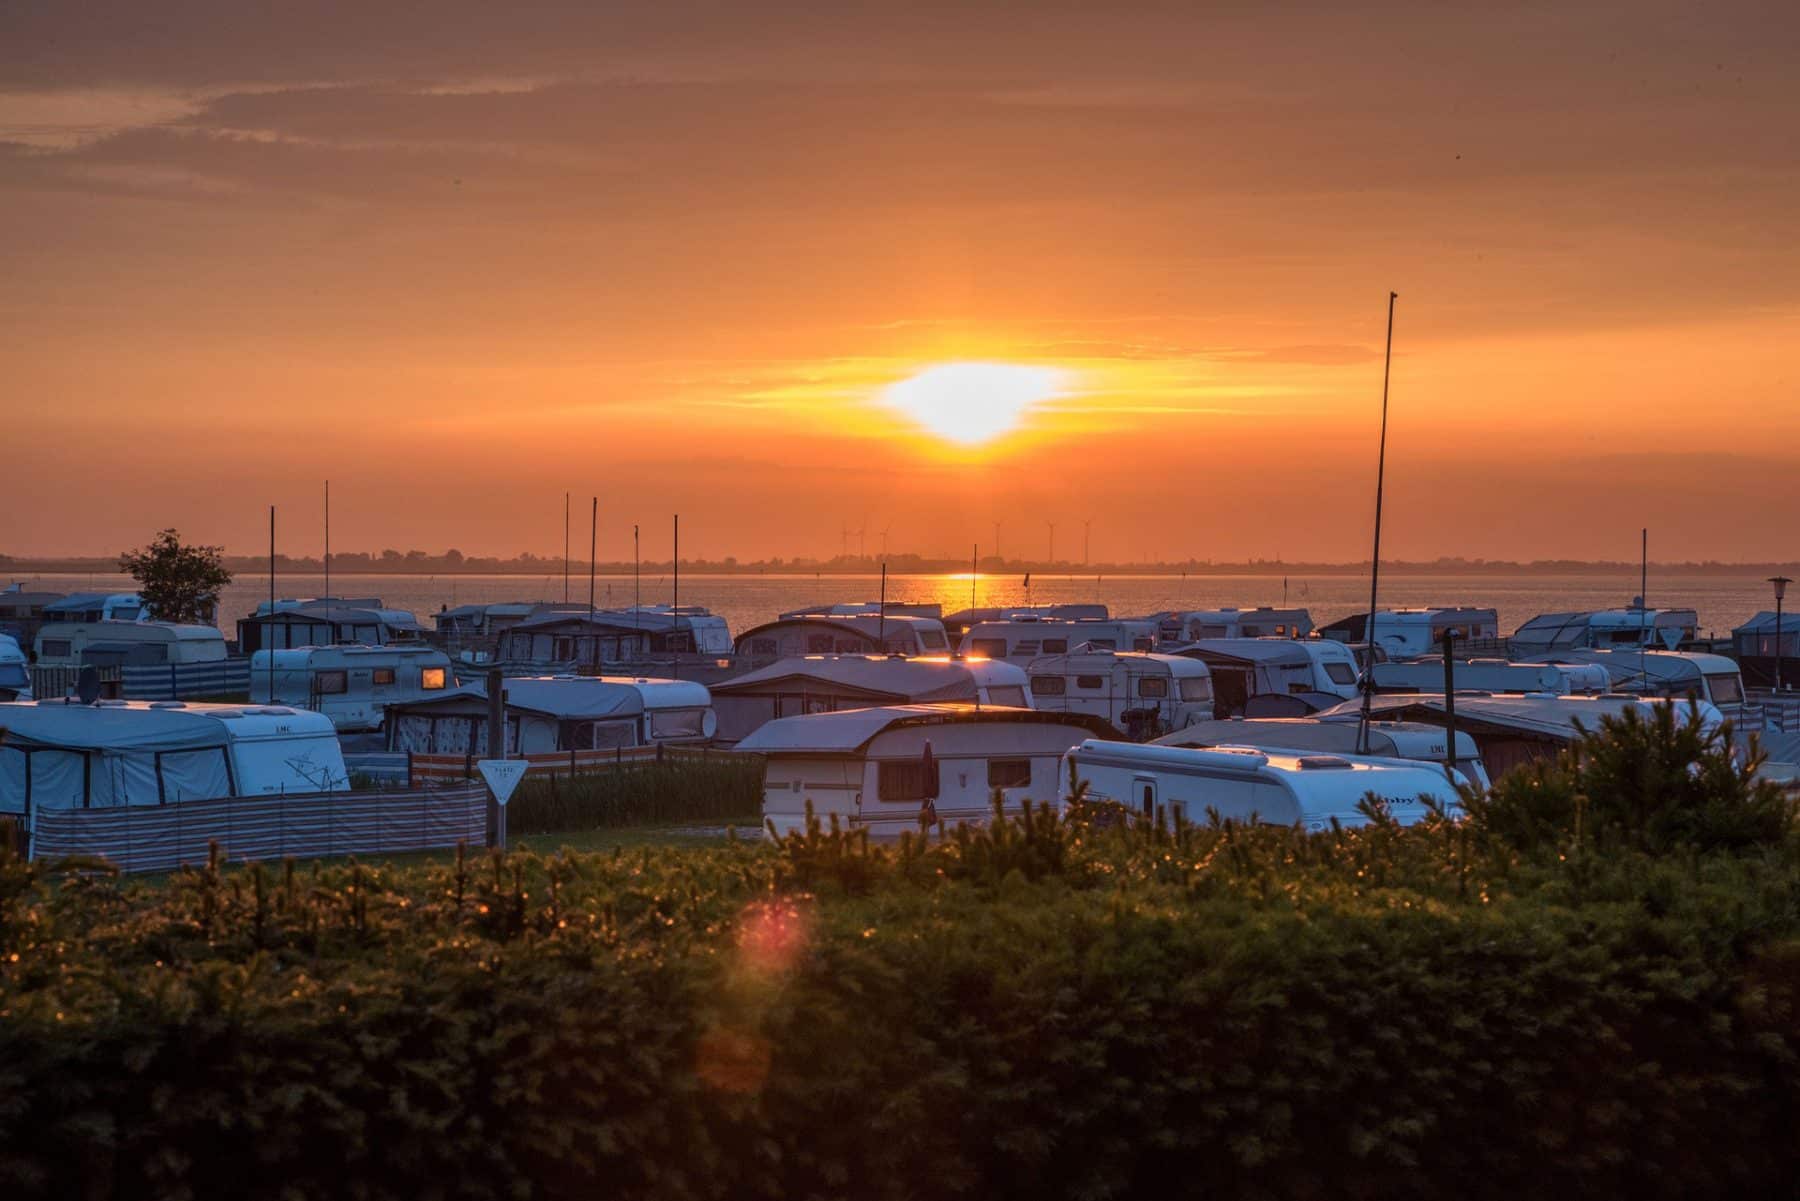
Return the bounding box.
[1,707,1796,1200]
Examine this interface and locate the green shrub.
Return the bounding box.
[1466,701,1795,854]
[3,714,1799,1200]
[507,756,763,833]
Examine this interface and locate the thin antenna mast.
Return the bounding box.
[564,492,570,603]
[268,505,276,702]
[672,514,679,679]
[323,480,330,624]
[587,497,597,669]
[1357,291,1399,755]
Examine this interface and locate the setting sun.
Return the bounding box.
[879,363,1067,445]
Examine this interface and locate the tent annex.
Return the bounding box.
[710,655,1031,744]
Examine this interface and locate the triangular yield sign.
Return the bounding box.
[478,759,530,806]
[1659,627,1683,651]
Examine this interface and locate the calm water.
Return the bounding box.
[14,571,1776,640]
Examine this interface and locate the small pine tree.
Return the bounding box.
[118,529,231,625]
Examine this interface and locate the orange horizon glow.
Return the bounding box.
[2,4,1798,563]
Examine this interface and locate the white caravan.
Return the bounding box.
[1172,638,1361,715]
[780,601,945,621]
[250,644,461,731]
[1319,608,1500,661]
[709,654,1032,745]
[1153,716,1490,789]
[943,605,1108,646]
[962,617,1158,663]
[1510,605,1698,653]
[34,621,228,669]
[1518,649,1747,711]
[1154,607,1314,645]
[1061,739,1466,830]
[0,699,347,814]
[740,704,1116,838]
[1371,658,1612,696]
[0,634,31,701]
[40,592,150,624]
[386,675,716,756]
[1026,651,1213,739]
[734,614,952,664]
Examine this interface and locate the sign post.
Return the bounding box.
[478,759,529,849]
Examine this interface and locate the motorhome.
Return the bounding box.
[236,598,424,655]
[1517,648,1747,711]
[34,621,229,669]
[385,675,716,756]
[1510,605,1698,654]
[1060,740,1466,831]
[961,617,1157,663]
[1025,651,1213,739]
[1152,716,1490,789]
[1319,608,1500,660]
[1313,693,1724,778]
[1171,638,1361,715]
[1153,607,1314,646]
[734,614,951,666]
[1731,611,1800,690]
[709,655,1032,744]
[249,644,462,732]
[0,634,31,701]
[1371,658,1611,696]
[942,604,1108,646]
[740,703,1116,838]
[0,700,348,813]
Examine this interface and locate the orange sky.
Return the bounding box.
[3,1,1798,563]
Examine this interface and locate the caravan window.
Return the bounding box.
[750,638,778,657]
[420,668,447,690]
[571,720,635,750]
[1179,676,1212,702]
[807,635,835,653]
[1041,638,1069,654]
[877,760,937,801]
[986,685,1028,708]
[987,758,1032,789]
[372,668,396,686]
[1705,674,1744,705]
[649,708,707,740]
[919,630,947,650]
[42,639,71,658]
[1324,662,1356,685]
[314,670,349,695]
[968,638,1009,659]
[1029,675,1066,696]
[1075,675,1105,690]
[1137,676,1169,699]
[1086,640,1116,651]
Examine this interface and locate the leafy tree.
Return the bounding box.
[117,528,231,625]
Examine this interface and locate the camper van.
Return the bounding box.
[0,700,348,812]
[1025,651,1213,739]
[386,675,716,756]
[1319,608,1500,661]
[40,592,149,625]
[236,598,425,655]
[740,704,1116,838]
[1153,717,1490,789]
[0,634,31,701]
[34,621,229,669]
[1061,739,1466,830]
[709,654,1032,744]
[1153,607,1314,646]
[1371,658,1611,696]
[250,644,461,731]
[962,618,1157,663]
[1172,638,1361,715]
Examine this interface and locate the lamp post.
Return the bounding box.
[1770,576,1792,693]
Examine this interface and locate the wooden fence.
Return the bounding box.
[28,783,489,874]
[408,743,759,783]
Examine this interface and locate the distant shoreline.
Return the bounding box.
[5,558,1797,578]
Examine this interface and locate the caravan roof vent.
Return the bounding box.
[1296,755,1353,771]
[148,701,188,710]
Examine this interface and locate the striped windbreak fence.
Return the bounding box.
[120,659,252,700]
[409,744,758,783]
[29,783,488,873]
